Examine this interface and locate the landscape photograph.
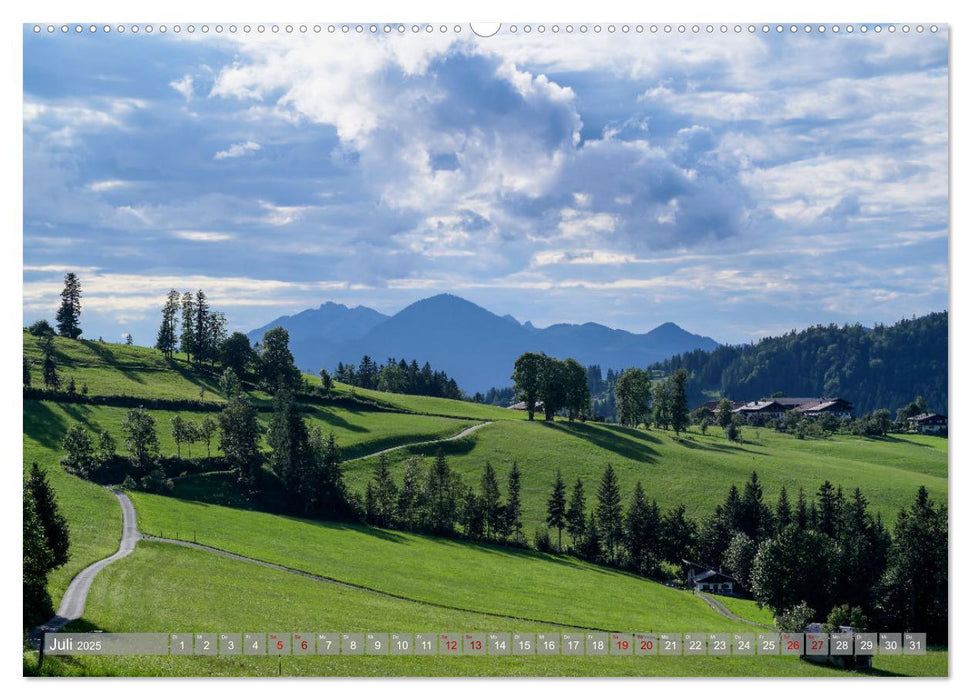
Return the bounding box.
[21,22,948,678]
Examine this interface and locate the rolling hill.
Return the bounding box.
[22,333,947,676]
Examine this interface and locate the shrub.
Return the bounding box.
[775,601,815,632]
[533,528,554,553]
[27,320,55,337]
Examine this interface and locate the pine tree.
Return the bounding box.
[566,478,587,549]
[739,471,772,542]
[480,461,503,539]
[41,336,60,390]
[155,289,181,357]
[546,469,567,551]
[878,486,947,642]
[23,489,55,625]
[580,513,602,561]
[460,487,484,539]
[795,488,809,530]
[180,291,196,361]
[816,480,841,538]
[372,454,398,527]
[775,486,792,533]
[595,464,623,563]
[396,457,423,530]
[55,272,82,339]
[506,462,523,542]
[26,462,70,568]
[424,450,460,534]
[623,481,651,573]
[315,432,349,518]
[125,333,134,346]
[660,504,697,563]
[268,389,312,506]
[194,289,211,365]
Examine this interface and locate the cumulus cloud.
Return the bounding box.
[169,74,194,100]
[213,140,261,160]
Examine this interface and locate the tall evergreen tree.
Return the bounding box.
[423,450,460,534]
[315,432,350,518]
[460,487,484,540]
[396,457,423,530]
[372,454,398,528]
[55,272,82,339]
[480,461,503,539]
[623,481,652,573]
[660,504,697,563]
[546,469,567,551]
[878,486,948,642]
[193,289,211,365]
[739,471,773,542]
[155,289,180,357]
[23,489,55,625]
[775,486,792,533]
[580,513,602,561]
[816,480,841,539]
[26,463,70,568]
[41,336,60,390]
[595,464,623,563]
[267,388,311,504]
[566,478,587,549]
[179,291,197,361]
[506,462,524,542]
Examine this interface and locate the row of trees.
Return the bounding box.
[23,464,71,626]
[363,454,525,541]
[613,368,690,435]
[537,466,946,642]
[334,357,462,399]
[155,289,228,366]
[511,352,591,421]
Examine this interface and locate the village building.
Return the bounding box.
[907,412,947,435]
[508,400,544,411]
[723,396,853,424]
[681,560,740,595]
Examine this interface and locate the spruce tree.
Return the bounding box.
[55,272,82,339]
[180,291,196,361]
[623,481,651,573]
[480,461,502,539]
[23,489,55,625]
[775,486,792,533]
[155,289,180,357]
[41,336,60,390]
[595,464,623,563]
[26,463,70,567]
[566,478,587,549]
[546,469,567,551]
[372,454,398,527]
[396,457,422,530]
[506,462,523,542]
[194,290,210,365]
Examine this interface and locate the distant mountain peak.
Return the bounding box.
[248,294,720,392]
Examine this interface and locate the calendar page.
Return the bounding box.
[21,19,948,680]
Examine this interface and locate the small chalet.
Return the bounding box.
[907,412,947,435]
[509,400,544,411]
[795,398,853,419]
[682,560,739,595]
[733,400,788,421]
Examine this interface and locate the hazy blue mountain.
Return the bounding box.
[247,301,389,374]
[248,293,719,393]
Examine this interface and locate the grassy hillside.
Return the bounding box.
[24,540,944,677]
[129,491,739,633]
[344,419,947,530]
[22,335,948,677]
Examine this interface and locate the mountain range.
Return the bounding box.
[247,294,720,394]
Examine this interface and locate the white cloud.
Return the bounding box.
[169,74,194,100]
[86,180,130,192]
[173,230,234,242]
[213,140,261,160]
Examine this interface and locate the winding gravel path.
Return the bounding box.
[34,490,140,635]
[344,421,492,462]
[696,591,773,629]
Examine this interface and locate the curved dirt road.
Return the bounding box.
[345,421,491,462]
[37,490,139,633]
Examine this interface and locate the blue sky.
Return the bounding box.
[22,25,948,345]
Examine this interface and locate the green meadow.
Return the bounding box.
[22,336,948,677]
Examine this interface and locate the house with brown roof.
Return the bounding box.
[907,412,947,435]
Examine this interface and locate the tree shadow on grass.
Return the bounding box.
[23,400,71,449]
[676,439,769,456]
[82,341,147,386]
[540,421,659,463]
[301,405,369,434]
